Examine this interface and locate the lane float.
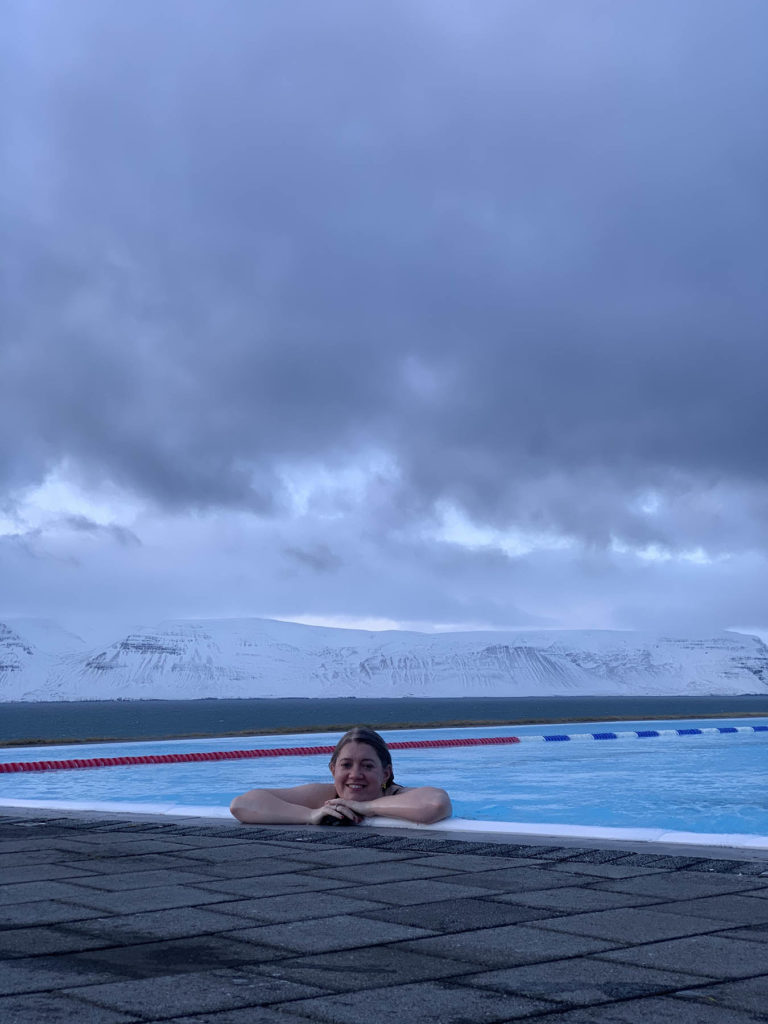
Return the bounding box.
[0,725,766,774]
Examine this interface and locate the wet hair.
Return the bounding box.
[329,727,394,786]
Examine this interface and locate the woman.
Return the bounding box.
[230,726,452,826]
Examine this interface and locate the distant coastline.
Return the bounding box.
[2,695,767,746]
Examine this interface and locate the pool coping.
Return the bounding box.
[3,798,767,860]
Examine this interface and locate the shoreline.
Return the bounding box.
[3,708,768,748]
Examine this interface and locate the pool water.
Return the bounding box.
[1,718,767,836]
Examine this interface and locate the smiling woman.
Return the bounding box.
[229,726,452,826]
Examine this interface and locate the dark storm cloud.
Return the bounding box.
[0,514,139,570]
[62,514,141,547]
[282,543,342,574]
[3,0,768,553]
[1,528,79,566]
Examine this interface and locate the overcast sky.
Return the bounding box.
[2,0,767,641]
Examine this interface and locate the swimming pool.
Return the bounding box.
[2,718,766,848]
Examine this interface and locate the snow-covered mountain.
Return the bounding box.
[1,617,767,702]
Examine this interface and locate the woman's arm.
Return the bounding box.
[323,786,452,825]
[230,783,347,825]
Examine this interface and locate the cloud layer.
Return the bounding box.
[2,1,767,633]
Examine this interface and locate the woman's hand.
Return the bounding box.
[320,797,373,820]
[333,787,452,825]
[308,800,363,825]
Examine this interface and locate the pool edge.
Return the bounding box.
[2,798,766,855]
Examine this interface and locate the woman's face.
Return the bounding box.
[330,740,390,801]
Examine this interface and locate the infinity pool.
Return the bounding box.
[1,718,766,843]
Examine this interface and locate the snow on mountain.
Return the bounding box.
[2,619,88,655]
[1,617,767,702]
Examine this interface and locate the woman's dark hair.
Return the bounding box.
[329,727,394,786]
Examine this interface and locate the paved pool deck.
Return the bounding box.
[2,808,768,1023]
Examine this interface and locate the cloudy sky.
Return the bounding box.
[2,0,767,641]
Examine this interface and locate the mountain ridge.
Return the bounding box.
[1,617,767,702]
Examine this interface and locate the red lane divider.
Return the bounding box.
[0,734,522,774]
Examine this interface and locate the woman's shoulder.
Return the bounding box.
[292,782,337,796]
[263,782,336,806]
[386,783,408,796]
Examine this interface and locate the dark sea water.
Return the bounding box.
[2,695,768,745]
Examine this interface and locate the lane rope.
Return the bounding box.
[1,725,766,774]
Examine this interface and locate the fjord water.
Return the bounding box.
[2,695,768,744]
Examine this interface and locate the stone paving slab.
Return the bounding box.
[283,978,555,1022]
[686,859,768,876]
[0,991,138,1023]
[173,857,325,879]
[144,1010,309,1024]
[2,849,71,870]
[226,913,435,954]
[174,843,302,864]
[55,853,191,875]
[400,922,618,967]
[651,893,768,924]
[298,860,454,883]
[460,956,712,1006]
[1,810,768,1023]
[60,884,236,916]
[598,933,768,978]
[50,838,195,855]
[2,861,97,883]
[0,839,77,855]
[63,905,250,945]
[618,853,708,869]
[201,844,418,867]
[66,933,288,976]
[0,923,117,959]
[169,859,336,881]
[408,851,542,871]
[361,895,549,932]
[676,975,768,1017]
[0,899,107,929]
[434,864,589,890]
[490,884,662,913]
[64,868,219,892]
[257,945,480,991]
[141,834,261,848]
[738,885,768,898]
[0,957,132,996]
[533,906,731,943]
[0,879,109,907]
[65,969,326,1019]
[206,891,389,924]
[191,873,353,898]
[333,877,495,905]
[526,997,766,1022]
[548,861,667,879]
[594,871,768,900]
[717,924,768,944]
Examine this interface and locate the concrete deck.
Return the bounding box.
[2,809,768,1023]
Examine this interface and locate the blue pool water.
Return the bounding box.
[1,718,767,836]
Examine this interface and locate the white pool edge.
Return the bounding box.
[2,798,766,851]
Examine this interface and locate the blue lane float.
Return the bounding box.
[520,725,766,744]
